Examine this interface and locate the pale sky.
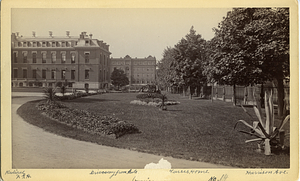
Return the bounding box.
[12,8,231,60]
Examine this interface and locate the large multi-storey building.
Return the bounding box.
[11,31,111,89]
[110,55,156,85]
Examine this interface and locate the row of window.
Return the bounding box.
[13,41,77,48]
[13,51,108,65]
[131,80,154,84]
[134,68,154,72]
[111,61,155,65]
[112,67,154,72]
[133,74,155,78]
[13,51,77,64]
[13,69,90,80]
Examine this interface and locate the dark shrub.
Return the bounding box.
[36,100,140,138]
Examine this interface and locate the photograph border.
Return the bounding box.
[1,0,299,180]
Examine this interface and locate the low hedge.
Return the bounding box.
[36,101,141,138]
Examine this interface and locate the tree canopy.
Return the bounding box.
[110,68,129,90]
[206,8,289,115]
[206,8,289,86]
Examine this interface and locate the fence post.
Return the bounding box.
[222,86,225,101]
[211,84,214,102]
[244,87,248,105]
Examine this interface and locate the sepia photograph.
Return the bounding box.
[2,0,299,181]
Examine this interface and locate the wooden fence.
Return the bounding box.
[165,85,289,106]
[211,85,290,105]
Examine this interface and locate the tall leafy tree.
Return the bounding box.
[207,8,289,116]
[110,68,129,90]
[156,47,178,90]
[172,26,207,99]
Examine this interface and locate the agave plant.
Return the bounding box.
[43,87,57,103]
[234,91,290,155]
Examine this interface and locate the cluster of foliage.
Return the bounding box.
[37,101,140,138]
[157,27,207,99]
[157,8,289,116]
[139,84,159,93]
[235,91,290,155]
[136,93,166,100]
[110,68,129,90]
[43,87,57,102]
[130,99,180,107]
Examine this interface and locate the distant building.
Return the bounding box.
[11,31,111,89]
[110,55,156,85]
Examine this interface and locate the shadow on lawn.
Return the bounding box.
[65,98,120,103]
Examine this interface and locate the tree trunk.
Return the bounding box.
[196,85,201,97]
[182,85,186,97]
[211,84,214,102]
[233,84,237,106]
[276,78,285,117]
[189,86,193,99]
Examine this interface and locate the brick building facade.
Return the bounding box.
[110,55,156,85]
[11,31,111,89]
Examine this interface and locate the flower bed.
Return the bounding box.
[54,91,98,101]
[130,100,180,107]
[36,101,140,138]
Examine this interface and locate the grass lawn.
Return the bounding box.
[17,92,290,168]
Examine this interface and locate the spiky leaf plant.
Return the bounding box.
[234,91,290,155]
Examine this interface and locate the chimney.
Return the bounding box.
[32,31,36,37]
[66,31,70,37]
[49,31,53,37]
[89,34,93,39]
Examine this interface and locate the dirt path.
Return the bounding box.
[12,94,230,169]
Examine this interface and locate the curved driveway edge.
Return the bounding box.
[12,94,231,169]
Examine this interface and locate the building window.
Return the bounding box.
[68,82,73,87]
[33,42,37,47]
[13,52,17,63]
[61,70,66,80]
[32,69,37,79]
[22,69,27,78]
[32,53,37,63]
[23,42,27,47]
[42,52,46,63]
[52,42,56,47]
[62,42,66,47]
[14,69,18,78]
[85,70,89,79]
[85,40,89,46]
[22,52,27,63]
[42,42,46,47]
[71,53,75,63]
[61,53,66,63]
[42,69,46,79]
[85,53,89,63]
[51,69,56,79]
[71,70,75,80]
[51,53,56,63]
